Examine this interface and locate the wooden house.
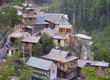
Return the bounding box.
[26,57,57,80]
[8,31,29,43]
[38,13,70,29]
[43,48,78,80]
[21,35,40,57]
[22,8,37,25]
[41,23,74,47]
[29,16,49,34]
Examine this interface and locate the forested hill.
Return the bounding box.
[47,0,110,32]
[46,0,110,48]
[46,0,110,62]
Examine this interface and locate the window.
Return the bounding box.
[66,29,71,33]
[59,28,65,33]
[29,18,33,21]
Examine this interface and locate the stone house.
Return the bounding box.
[74,34,93,60]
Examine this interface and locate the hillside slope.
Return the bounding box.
[92,26,110,48]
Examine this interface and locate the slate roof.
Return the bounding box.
[26,57,54,70]
[36,16,49,24]
[9,32,29,38]
[38,13,70,25]
[43,49,78,63]
[22,35,40,43]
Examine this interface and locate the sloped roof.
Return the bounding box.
[75,34,92,40]
[13,5,23,10]
[52,33,69,40]
[58,24,72,29]
[36,16,49,24]
[23,14,37,18]
[43,49,78,63]
[22,35,40,43]
[42,28,69,40]
[78,60,109,67]
[9,32,29,38]
[26,57,53,70]
[38,13,70,25]
[90,61,109,67]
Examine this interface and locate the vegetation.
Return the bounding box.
[0,51,32,80]
[0,5,21,27]
[32,43,43,57]
[0,0,22,39]
[91,26,110,62]
[82,67,110,80]
[32,33,54,57]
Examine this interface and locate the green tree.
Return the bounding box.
[0,51,32,80]
[93,43,110,62]
[40,33,54,54]
[0,0,22,39]
[0,5,21,27]
[32,43,43,57]
[32,33,54,57]
[19,65,32,80]
[11,0,22,6]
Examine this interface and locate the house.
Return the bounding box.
[8,31,29,42]
[26,57,57,80]
[21,35,40,57]
[74,34,93,60]
[41,22,74,47]
[38,13,70,29]
[30,16,49,34]
[22,7,37,25]
[42,48,78,80]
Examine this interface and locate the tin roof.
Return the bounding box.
[78,60,109,67]
[43,49,78,63]
[13,5,23,10]
[26,57,54,70]
[75,34,92,40]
